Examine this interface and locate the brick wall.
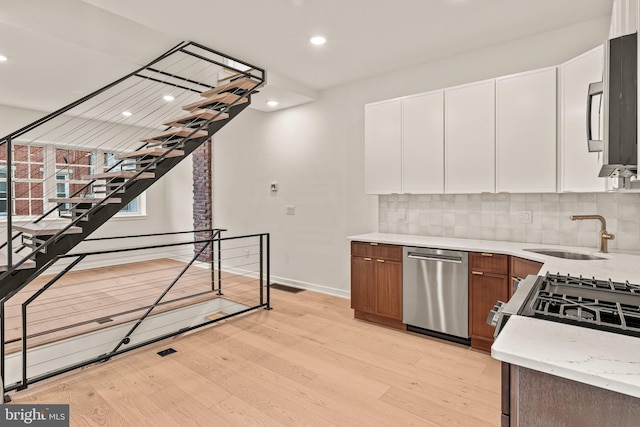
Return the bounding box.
[193,139,213,261]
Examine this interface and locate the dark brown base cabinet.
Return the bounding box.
[351,241,404,330]
[469,253,544,352]
[469,252,509,352]
[351,243,545,349]
[509,256,543,299]
[503,363,640,426]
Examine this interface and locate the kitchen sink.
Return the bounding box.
[523,249,605,261]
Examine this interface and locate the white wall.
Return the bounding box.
[214,17,611,298]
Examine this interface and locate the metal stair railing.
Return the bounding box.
[0,229,271,400]
[0,42,266,296]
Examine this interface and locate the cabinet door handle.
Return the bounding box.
[471,271,484,276]
[364,257,372,261]
[376,259,385,263]
[480,253,493,257]
[370,242,378,246]
[512,276,519,282]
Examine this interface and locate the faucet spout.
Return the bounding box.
[570,215,615,253]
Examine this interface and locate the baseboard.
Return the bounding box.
[220,265,349,299]
[269,274,349,299]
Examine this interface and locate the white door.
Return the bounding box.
[365,99,402,194]
[445,80,496,194]
[560,46,606,192]
[402,91,444,194]
[496,67,557,193]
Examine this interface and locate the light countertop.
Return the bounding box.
[348,232,640,397]
[492,316,640,398]
[348,232,640,283]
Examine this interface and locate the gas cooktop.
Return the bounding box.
[524,273,640,338]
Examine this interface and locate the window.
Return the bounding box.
[0,144,44,216]
[103,152,139,214]
[0,143,143,218]
[55,148,93,199]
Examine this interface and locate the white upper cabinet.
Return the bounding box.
[496,67,557,193]
[610,0,638,38]
[402,91,444,194]
[445,80,496,194]
[559,46,606,192]
[365,99,402,194]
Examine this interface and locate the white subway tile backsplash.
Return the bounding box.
[379,192,640,252]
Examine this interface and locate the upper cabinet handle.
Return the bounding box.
[370,242,378,246]
[481,253,493,257]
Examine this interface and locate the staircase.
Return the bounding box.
[0,42,265,303]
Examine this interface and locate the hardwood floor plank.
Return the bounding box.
[210,394,284,426]
[10,287,502,426]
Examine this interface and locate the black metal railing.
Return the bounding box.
[1,229,270,399]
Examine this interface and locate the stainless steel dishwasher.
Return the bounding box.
[403,247,469,344]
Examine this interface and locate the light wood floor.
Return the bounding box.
[9,288,501,426]
[4,259,261,353]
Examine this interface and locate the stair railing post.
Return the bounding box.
[259,235,264,306]
[6,136,12,268]
[266,233,271,310]
[217,230,222,295]
[1,301,7,402]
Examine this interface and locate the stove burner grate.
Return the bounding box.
[528,273,640,338]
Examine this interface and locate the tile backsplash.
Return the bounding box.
[379,193,640,252]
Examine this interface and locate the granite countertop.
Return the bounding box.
[348,232,640,398]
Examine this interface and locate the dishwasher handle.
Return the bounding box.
[407,252,463,264]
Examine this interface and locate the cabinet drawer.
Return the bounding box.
[351,241,402,262]
[470,252,508,274]
[510,256,543,279]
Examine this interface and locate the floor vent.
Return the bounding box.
[270,283,305,293]
[157,348,177,357]
[95,317,113,324]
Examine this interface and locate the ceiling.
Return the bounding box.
[0,0,613,115]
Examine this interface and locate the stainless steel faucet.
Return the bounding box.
[570,215,615,253]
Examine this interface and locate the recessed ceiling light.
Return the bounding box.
[122,111,133,117]
[163,95,175,102]
[0,55,7,62]
[266,100,279,107]
[310,36,326,46]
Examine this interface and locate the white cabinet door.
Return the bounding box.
[402,91,444,194]
[365,99,402,194]
[445,80,496,194]
[560,46,606,192]
[609,0,638,38]
[496,67,557,193]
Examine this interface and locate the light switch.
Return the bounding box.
[286,205,295,215]
[270,182,278,192]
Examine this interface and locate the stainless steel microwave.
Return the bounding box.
[588,32,638,178]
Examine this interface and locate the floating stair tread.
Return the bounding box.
[83,171,155,180]
[183,93,248,112]
[201,77,265,98]
[162,109,229,127]
[13,223,82,236]
[0,251,36,271]
[49,197,122,204]
[115,148,184,159]
[140,127,207,143]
